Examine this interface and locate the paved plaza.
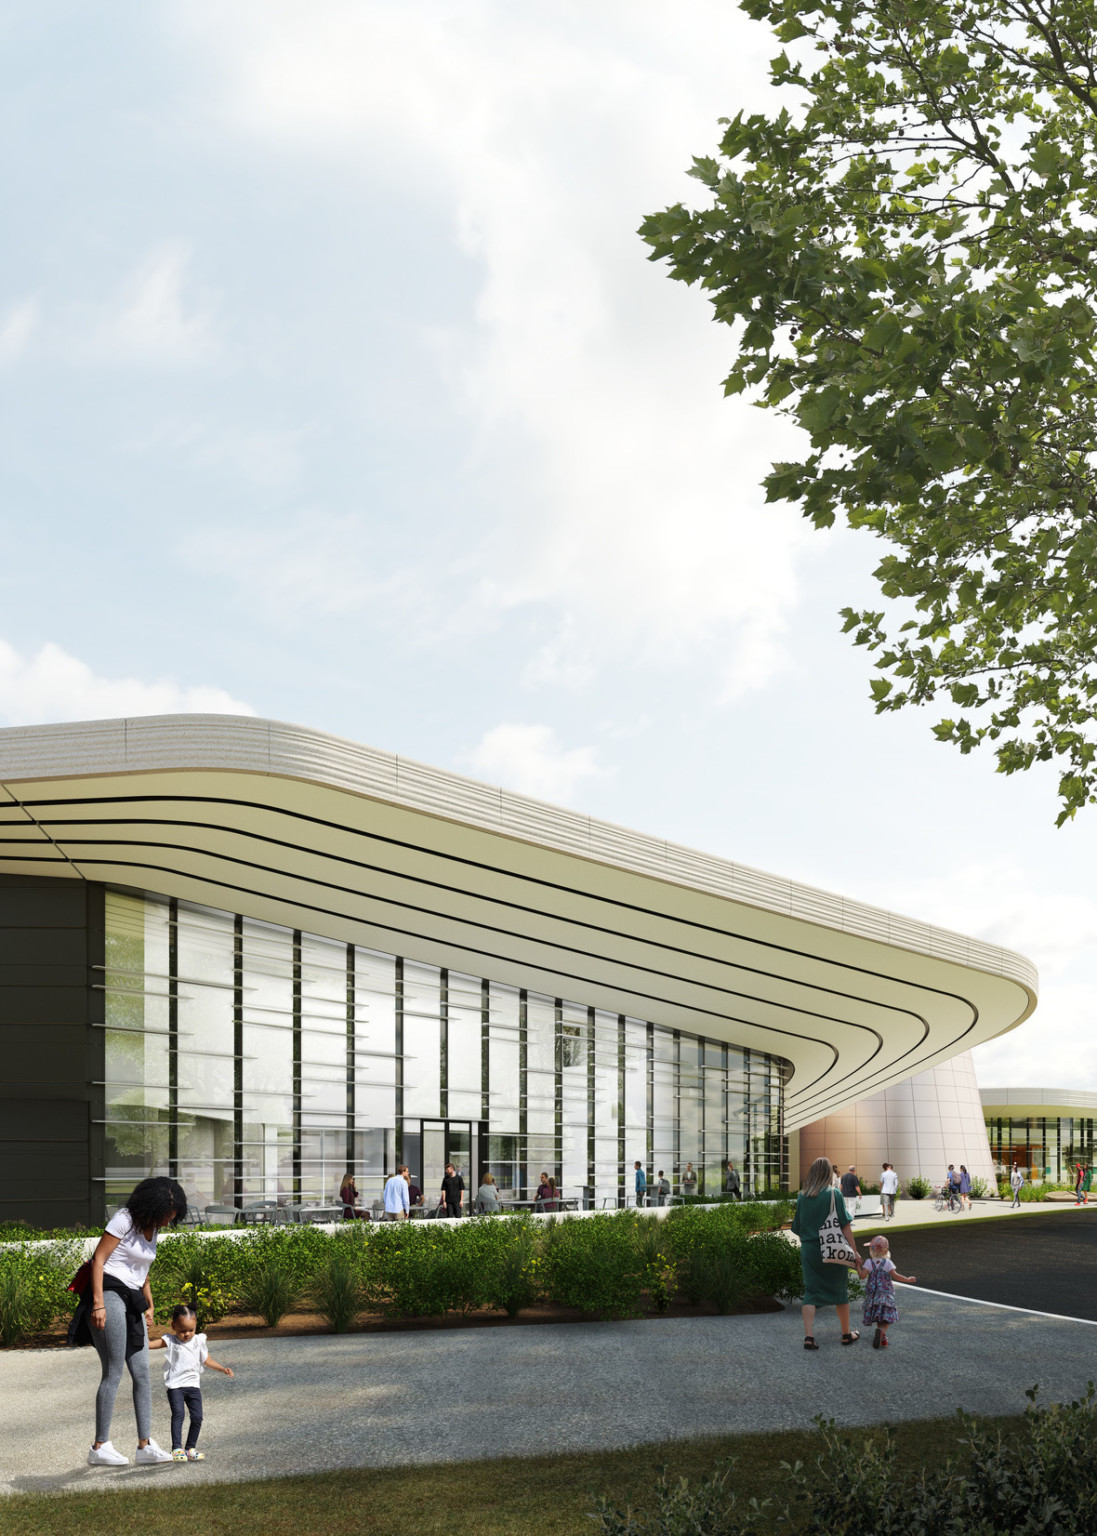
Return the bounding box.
[2,1287,1097,1496]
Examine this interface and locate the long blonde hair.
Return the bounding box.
[802,1157,834,1198]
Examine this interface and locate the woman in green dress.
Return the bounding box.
[791,1156,862,1349]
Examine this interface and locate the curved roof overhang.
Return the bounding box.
[0,715,1037,1131]
[981,1088,1097,1118]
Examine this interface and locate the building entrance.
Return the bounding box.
[403,1120,485,1209]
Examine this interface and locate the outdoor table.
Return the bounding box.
[285,1204,343,1224]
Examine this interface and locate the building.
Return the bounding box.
[0,714,1037,1227]
[981,1088,1097,1184]
[800,1052,998,1191]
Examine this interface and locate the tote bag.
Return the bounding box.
[819,1190,859,1266]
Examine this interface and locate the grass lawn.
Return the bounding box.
[2,1411,1028,1536]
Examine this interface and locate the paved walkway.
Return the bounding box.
[4,1284,1097,1497]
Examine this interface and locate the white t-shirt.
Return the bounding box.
[881,1170,899,1195]
[102,1209,158,1290]
[161,1332,209,1389]
[865,1255,895,1275]
[1011,1170,1024,1189]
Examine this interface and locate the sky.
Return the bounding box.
[1,1,1094,1089]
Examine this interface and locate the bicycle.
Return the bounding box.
[933,1184,961,1213]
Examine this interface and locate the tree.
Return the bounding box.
[640,0,1097,823]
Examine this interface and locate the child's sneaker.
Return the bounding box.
[172,1449,187,1461]
[88,1441,129,1466]
[186,1449,205,1461]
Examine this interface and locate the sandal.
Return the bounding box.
[841,1331,860,1345]
[803,1335,819,1350]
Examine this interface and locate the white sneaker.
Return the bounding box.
[88,1441,129,1466]
[135,1438,174,1464]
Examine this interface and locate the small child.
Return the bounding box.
[149,1304,234,1461]
[858,1235,916,1349]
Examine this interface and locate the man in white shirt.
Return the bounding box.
[1010,1164,1024,1209]
[383,1165,411,1221]
[880,1163,899,1221]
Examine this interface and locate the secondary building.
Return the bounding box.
[0,714,1037,1226]
[981,1088,1097,1183]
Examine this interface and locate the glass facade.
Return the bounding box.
[102,888,789,1212]
[986,1114,1097,1182]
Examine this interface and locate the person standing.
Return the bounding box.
[70,1175,187,1466]
[441,1161,465,1218]
[383,1165,410,1221]
[534,1171,553,1211]
[791,1158,861,1350]
[654,1170,671,1207]
[634,1161,647,1208]
[681,1162,698,1198]
[958,1165,972,1211]
[880,1163,899,1221]
[1010,1163,1024,1208]
[404,1170,424,1210]
[724,1162,741,1200]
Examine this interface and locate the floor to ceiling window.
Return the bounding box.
[102,888,789,1213]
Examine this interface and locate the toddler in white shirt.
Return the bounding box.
[149,1304,234,1461]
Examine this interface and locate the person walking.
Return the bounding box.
[790,1157,861,1350]
[724,1162,741,1200]
[383,1165,410,1221]
[958,1165,972,1211]
[1010,1163,1024,1208]
[441,1161,465,1218]
[634,1161,647,1208]
[69,1175,187,1467]
[858,1235,916,1350]
[1075,1162,1088,1205]
[148,1301,234,1461]
[681,1162,698,1198]
[840,1165,862,1215]
[880,1163,898,1221]
[654,1170,671,1207]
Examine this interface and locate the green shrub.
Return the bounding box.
[235,1251,304,1326]
[968,1175,992,1199]
[479,1220,541,1317]
[309,1236,364,1332]
[634,1221,675,1314]
[539,1213,646,1318]
[0,1240,84,1347]
[744,1231,803,1302]
[153,1233,239,1328]
[593,1387,1097,1535]
[1019,1181,1046,1202]
[904,1176,931,1200]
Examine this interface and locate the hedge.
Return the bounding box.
[0,1206,801,1347]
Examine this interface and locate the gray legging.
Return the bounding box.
[90,1290,151,1443]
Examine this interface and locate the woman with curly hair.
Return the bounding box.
[71,1176,187,1466]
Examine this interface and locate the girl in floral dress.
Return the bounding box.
[859,1235,916,1349]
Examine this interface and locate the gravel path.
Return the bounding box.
[3,1284,1097,1497]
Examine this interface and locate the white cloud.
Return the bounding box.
[462,722,610,805]
[0,640,255,727]
[104,244,215,365]
[0,299,37,364]
[178,2,812,695]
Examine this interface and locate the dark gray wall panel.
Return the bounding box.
[0,876,103,1229]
